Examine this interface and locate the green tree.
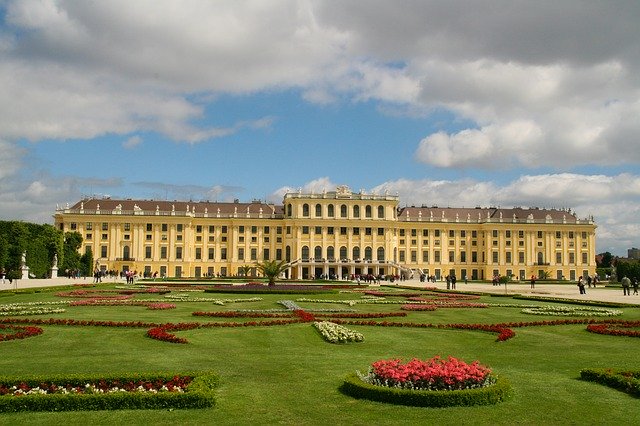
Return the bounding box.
[62,231,83,274]
[239,264,253,278]
[598,252,613,268]
[255,259,289,286]
[80,246,94,277]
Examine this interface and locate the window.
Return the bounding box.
[327,227,334,235]
[145,246,152,259]
[327,246,335,260]
[411,251,417,262]
[302,246,310,260]
[146,234,152,241]
[315,204,322,217]
[506,230,511,238]
[195,248,202,260]
[196,225,202,233]
[400,229,405,237]
[353,205,360,218]
[340,227,347,235]
[506,252,512,263]
[86,223,93,231]
[377,205,385,218]
[569,252,575,264]
[460,251,466,262]
[209,225,215,233]
[160,247,167,259]
[365,205,372,218]
[492,252,499,263]
[365,247,373,260]
[264,226,270,234]
[175,247,182,260]
[263,248,270,260]
[302,226,309,234]
[569,231,574,239]
[251,248,257,261]
[303,204,310,217]
[328,204,335,217]
[492,230,498,238]
[353,227,360,235]
[276,226,282,234]
[537,231,543,238]
[378,228,384,236]
[238,248,244,261]
[177,224,183,232]
[582,252,588,264]
[377,247,385,261]
[353,247,360,260]
[101,246,107,257]
[434,251,441,263]
[422,251,429,262]
[460,230,466,238]
[519,230,524,238]
[449,230,455,238]
[365,227,372,235]
[221,248,227,260]
[287,204,292,217]
[124,234,130,240]
[239,226,245,233]
[518,252,525,263]
[102,223,109,231]
[449,251,455,262]
[581,232,587,239]
[340,246,348,260]
[315,226,322,234]
[472,251,478,262]
[340,204,347,218]
[399,250,405,262]
[435,230,441,237]
[423,229,429,237]
[85,233,92,240]
[556,231,561,238]
[208,248,215,260]
[556,252,562,263]
[251,226,257,234]
[221,226,227,233]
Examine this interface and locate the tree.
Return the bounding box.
[598,252,613,268]
[80,246,94,277]
[239,265,253,278]
[62,231,83,274]
[255,259,289,286]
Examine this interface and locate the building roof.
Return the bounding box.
[397,206,580,224]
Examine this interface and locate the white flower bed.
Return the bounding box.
[313,321,364,344]
[0,307,66,316]
[521,305,622,317]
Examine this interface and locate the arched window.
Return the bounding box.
[340,246,348,260]
[286,204,292,217]
[327,204,335,217]
[377,247,385,261]
[315,203,322,217]
[364,246,372,260]
[123,246,130,260]
[365,205,372,218]
[377,205,385,219]
[340,204,347,218]
[353,246,360,261]
[353,205,360,218]
[302,204,309,217]
[285,246,291,262]
[314,246,323,261]
[327,246,335,261]
[537,252,544,264]
[302,246,309,261]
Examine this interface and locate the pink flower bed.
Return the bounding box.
[367,356,493,391]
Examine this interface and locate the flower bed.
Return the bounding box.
[0,324,43,341]
[522,305,622,317]
[313,321,364,343]
[342,356,510,407]
[0,371,218,412]
[580,368,640,397]
[586,321,640,337]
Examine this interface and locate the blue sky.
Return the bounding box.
[1,1,639,256]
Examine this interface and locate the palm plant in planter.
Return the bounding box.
[255,259,289,286]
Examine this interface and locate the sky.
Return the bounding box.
[0,1,639,256]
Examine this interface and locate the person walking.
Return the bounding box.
[632,277,639,295]
[530,275,536,289]
[621,275,631,296]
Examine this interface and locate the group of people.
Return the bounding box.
[577,274,601,294]
[621,275,639,296]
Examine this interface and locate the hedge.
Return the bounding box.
[580,368,640,398]
[340,373,511,407]
[0,371,218,412]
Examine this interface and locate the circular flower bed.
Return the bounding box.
[341,356,510,407]
[522,305,622,317]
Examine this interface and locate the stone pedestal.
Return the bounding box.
[21,266,30,280]
[51,267,59,279]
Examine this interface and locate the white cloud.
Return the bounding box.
[123,135,142,149]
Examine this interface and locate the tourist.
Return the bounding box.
[632,277,639,295]
[530,275,536,289]
[621,275,631,296]
[577,276,586,294]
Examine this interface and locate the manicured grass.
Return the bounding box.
[0,284,639,424]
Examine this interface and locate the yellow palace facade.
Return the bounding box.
[54,185,597,281]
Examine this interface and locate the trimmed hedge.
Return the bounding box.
[0,371,218,412]
[340,373,511,407]
[580,368,640,397]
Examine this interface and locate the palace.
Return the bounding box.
[54,185,597,281]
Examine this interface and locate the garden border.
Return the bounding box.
[340,373,511,407]
[0,371,218,412]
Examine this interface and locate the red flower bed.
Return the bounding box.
[314,312,408,318]
[0,324,43,342]
[586,321,640,338]
[367,355,493,391]
[192,311,293,318]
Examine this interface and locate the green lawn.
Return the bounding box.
[1,285,639,425]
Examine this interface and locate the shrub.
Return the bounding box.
[340,373,510,407]
[580,368,640,398]
[0,371,218,412]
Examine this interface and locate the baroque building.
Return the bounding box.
[54,185,597,281]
